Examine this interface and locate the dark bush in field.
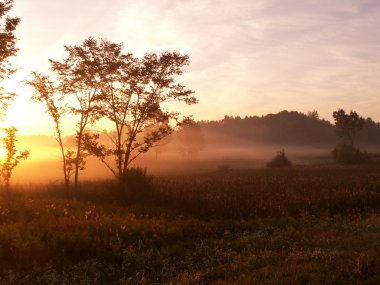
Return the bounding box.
[120,167,152,202]
[332,144,369,164]
[218,164,231,172]
[267,149,292,168]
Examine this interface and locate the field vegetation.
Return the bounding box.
[0,164,379,284]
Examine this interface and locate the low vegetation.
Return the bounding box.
[0,164,379,284]
[332,144,369,164]
[266,149,292,168]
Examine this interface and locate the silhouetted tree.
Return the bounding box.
[307,110,319,120]
[46,38,105,198]
[27,72,72,196]
[0,1,28,193]
[81,40,197,188]
[333,109,365,146]
[0,0,20,117]
[0,127,29,193]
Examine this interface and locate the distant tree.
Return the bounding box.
[332,109,365,146]
[153,133,172,159]
[26,72,74,196]
[307,110,319,120]
[0,127,29,193]
[81,40,197,188]
[177,122,204,161]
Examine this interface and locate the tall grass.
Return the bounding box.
[0,164,379,284]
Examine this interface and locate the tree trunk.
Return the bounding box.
[58,140,69,197]
[73,131,82,200]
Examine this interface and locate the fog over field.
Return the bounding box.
[8,133,341,183]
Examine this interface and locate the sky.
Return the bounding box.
[3,0,380,135]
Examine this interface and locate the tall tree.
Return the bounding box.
[0,0,28,193]
[26,72,72,195]
[48,38,105,198]
[0,0,20,118]
[83,40,197,187]
[333,109,365,146]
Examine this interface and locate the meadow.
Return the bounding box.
[0,164,380,284]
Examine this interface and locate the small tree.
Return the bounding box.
[0,127,29,193]
[333,109,365,146]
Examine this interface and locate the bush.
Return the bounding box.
[120,167,153,203]
[218,165,231,172]
[332,144,369,164]
[267,149,292,168]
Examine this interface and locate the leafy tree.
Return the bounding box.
[0,127,29,193]
[0,1,28,193]
[44,38,105,198]
[332,109,365,146]
[82,39,197,188]
[0,0,20,118]
[26,73,72,195]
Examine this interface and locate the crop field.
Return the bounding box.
[0,164,380,284]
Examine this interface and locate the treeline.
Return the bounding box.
[198,111,380,147]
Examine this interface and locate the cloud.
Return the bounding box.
[9,0,380,135]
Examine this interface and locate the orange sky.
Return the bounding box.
[2,0,380,135]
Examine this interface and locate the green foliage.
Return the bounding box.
[267,149,292,168]
[332,144,369,164]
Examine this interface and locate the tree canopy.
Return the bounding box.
[333,109,365,146]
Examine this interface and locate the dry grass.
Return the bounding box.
[0,164,379,284]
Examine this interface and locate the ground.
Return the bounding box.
[0,164,379,284]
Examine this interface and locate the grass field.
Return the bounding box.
[0,164,380,284]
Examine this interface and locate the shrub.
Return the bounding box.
[332,144,369,164]
[218,165,231,172]
[120,167,153,203]
[267,149,292,168]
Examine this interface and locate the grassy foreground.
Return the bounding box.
[0,164,380,284]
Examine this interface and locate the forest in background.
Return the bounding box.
[10,109,380,183]
[199,110,380,148]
